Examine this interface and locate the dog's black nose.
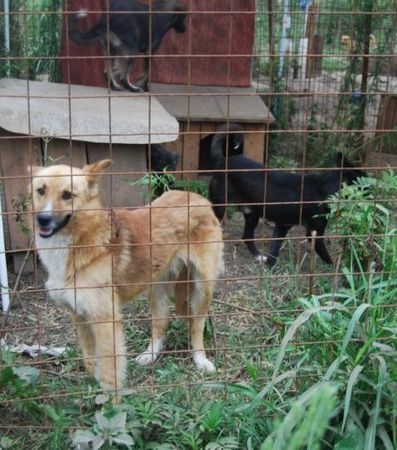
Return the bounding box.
[37,213,52,227]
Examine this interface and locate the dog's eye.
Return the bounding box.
[37,187,46,196]
[61,190,73,200]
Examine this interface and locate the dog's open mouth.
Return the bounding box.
[38,214,72,238]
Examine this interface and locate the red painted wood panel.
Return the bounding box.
[60,0,255,87]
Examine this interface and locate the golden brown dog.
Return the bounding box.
[30,160,223,390]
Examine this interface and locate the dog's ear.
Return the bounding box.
[83,159,112,186]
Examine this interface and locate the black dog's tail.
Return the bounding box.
[210,123,244,166]
[68,11,107,44]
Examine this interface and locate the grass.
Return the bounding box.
[1,226,395,448]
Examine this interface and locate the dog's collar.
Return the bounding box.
[39,214,72,239]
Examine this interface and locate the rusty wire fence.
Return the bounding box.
[0,0,396,448]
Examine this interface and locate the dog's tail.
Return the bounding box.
[210,123,244,165]
[68,11,107,44]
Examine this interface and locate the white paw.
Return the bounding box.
[193,355,216,372]
[255,254,268,263]
[135,351,159,366]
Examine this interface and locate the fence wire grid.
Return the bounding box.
[0,0,396,449]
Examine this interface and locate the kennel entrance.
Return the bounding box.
[151,83,275,179]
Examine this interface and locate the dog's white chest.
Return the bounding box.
[36,234,72,308]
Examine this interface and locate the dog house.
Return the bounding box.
[61,0,274,178]
[0,77,179,270]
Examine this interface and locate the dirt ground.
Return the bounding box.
[2,212,336,355]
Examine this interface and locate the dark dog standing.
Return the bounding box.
[69,0,187,92]
[209,125,365,266]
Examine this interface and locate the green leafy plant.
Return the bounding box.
[327,169,397,268]
[127,172,209,202]
[71,411,134,449]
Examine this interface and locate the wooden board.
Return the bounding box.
[152,84,274,124]
[61,0,255,87]
[46,138,88,167]
[0,131,41,253]
[375,94,397,154]
[87,143,147,207]
[366,151,397,173]
[180,123,201,181]
[243,124,266,163]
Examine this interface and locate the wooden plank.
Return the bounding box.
[243,124,266,163]
[162,122,185,180]
[181,123,200,180]
[87,143,147,207]
[366,151,397,173]
[0,131,41,254]
[306,35,323,78]
[152,84,274,124]
[45,139,88,167]
[375,94,397,154]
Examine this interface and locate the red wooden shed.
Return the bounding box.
[61,0,256,88]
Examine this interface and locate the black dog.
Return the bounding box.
[147,144,179,196]
[69,0,187,92]
[209,125,365,266]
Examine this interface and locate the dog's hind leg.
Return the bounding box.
[189,277,216,372]
[185,253,219,372]
[135,284,171,366]
[121,57,144,93]
[104,58,125,91]
[266,225,291,267]
[135,56,149,92]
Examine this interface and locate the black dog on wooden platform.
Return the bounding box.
[209,124,365,266]
[69,0,187,92]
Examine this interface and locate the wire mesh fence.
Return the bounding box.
[0,0,396,448]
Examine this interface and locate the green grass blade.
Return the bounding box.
[273,305,346,382]
[323,303,371,381]
[342,365,364,431]
[364,356,387,450]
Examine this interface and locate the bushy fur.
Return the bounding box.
[30,160,223,390]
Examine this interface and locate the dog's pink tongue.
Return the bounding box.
[40,227,52,236]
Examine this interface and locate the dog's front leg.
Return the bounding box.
[92,312,127,390]
[73,314,96,377]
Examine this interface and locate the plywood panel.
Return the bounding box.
[243,124,266,163]
[87,143,147,207]
[375,94,397,155]
[0,131,41,252]
[46,139,88,167]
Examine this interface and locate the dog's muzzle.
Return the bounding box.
[36,212,72,238]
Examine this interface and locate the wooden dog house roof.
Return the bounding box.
[0,78,179,144]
